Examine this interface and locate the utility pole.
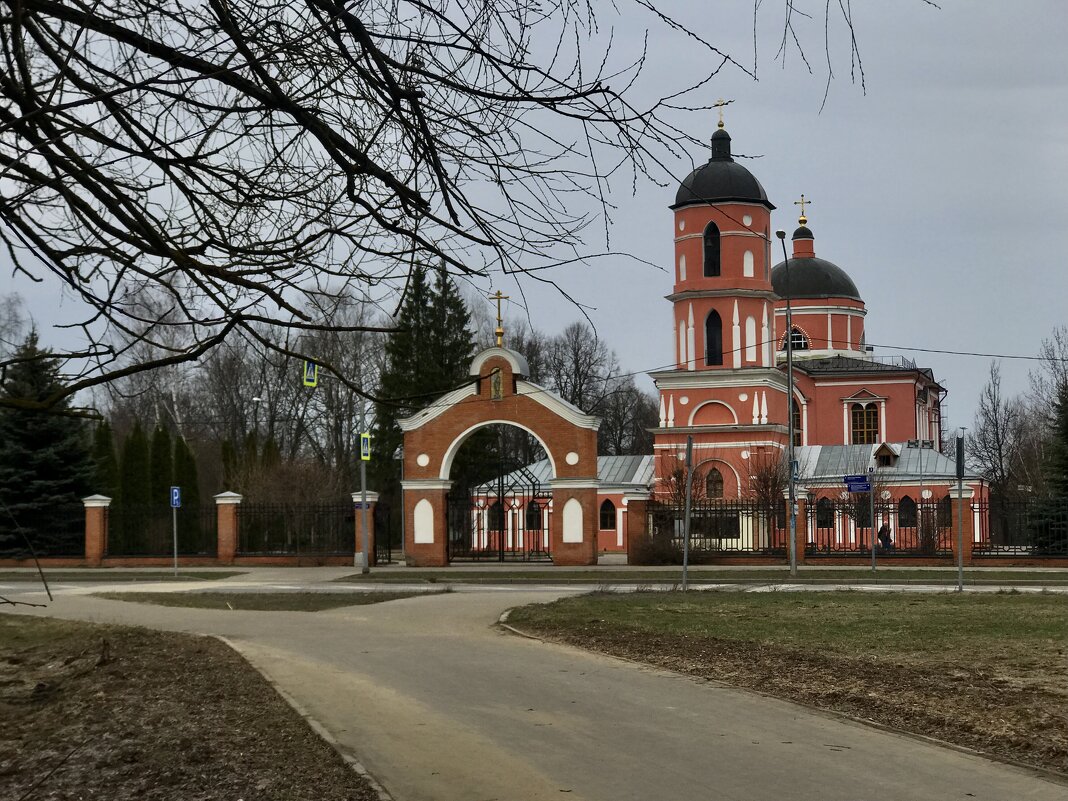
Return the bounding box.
[777,230,798,577]
[682,435,694,591]
[956,428,966,592]
[359,400,370,574]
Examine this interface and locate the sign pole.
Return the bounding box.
[170,485,181,577]
[956,430,965,592]
[682,435,693,591]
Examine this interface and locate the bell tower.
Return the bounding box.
[652,117,790,499]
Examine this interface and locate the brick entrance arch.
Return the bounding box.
[399,347,600,566]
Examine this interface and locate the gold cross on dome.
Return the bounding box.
[714,98,727,129]
[793,193,812,225]
[489,290,509,347]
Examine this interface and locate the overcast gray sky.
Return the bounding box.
[5,2,1066,431]
[486,1,1068,431]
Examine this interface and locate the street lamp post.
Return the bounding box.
[776,230,798,578]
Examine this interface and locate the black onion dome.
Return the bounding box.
[672,128,775,210]
[771,257,862,301]
[792,225,813,240]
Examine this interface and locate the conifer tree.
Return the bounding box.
[91,421,120,500]
[173,435,203,550]
[0,331,93,555]
[372,264,475,525]
[149,424,173,507]
[119,422,151,508]
[1048,382,1068,497]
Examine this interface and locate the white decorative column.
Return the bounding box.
[760,391,768,425]
[732,300,742,368]
[761,304,770,367]
[667,395,675,428]
[686,304,696,371]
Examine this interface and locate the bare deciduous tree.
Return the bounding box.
[0,1,880,409]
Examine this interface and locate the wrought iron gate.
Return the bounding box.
[446,463,553,562]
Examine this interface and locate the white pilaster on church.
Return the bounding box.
[847,316,852,350]
[842,404,850,442]
[827,312,833,349]
[880,400,887,441]
[678,321,686,367]
[667,395,675,427]
[659,395,666,427]
[752,395,760,425]
[732,300,741,369]
[761,303,770,367]
[760,391,768,425]
[686,304,696,371]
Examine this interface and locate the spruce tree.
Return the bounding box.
[0,331,94,555]
[372,264,475,528]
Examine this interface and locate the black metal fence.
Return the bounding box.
[374,501,395,564]
[106,505,217,557]
[972,498,1068,558]
[647,499,789,558]
[446,492,553,562]
[0,502,85,558]
[806,497,953,557]
[237,502,354,556]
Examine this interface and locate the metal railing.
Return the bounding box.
[805,498,952,557]
[237,502,354,556]
[648,499,789,558]
[106,504,217,557]
[972,498,1068,558]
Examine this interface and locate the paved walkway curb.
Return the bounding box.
[215,636,395,801]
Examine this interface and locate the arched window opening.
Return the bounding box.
[789,328,809,350]
[743,250,754,277]
[705,310,723,366]
[703,221,721,277]
[816,497,834,528]
[899,496,918,528]
[488,500,504,531]
[525,500,542,532]
[850,402,879,445]
[706,467,725,499]
[792,399,803,447]
[599,499,616,530]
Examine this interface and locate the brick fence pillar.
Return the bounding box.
[82,494,111,567]
[352,491,380,568]
[550,482,599,566]
[948,485,975,566]
[623,493,649,565]
[214,491,243,565]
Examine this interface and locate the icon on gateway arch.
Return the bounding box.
[398,346,601,567]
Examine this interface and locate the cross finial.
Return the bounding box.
[489,290,509,347]
[793,193,811,226]
[714,98,726,129]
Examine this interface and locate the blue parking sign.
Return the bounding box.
[170,486,181,508]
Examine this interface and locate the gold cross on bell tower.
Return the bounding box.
[714,97,727,129]
[794,193,811,226]
[489,290,509,347]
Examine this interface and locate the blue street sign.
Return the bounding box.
[843,474,867,483]
[353,502,370,510]
[846,481,871,493]
[170,486,181,508]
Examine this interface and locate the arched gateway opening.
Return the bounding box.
[446,423,553,562]
[399,347,600,566]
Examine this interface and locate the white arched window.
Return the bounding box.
[743,250,754,277]
[679,253,687,282]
